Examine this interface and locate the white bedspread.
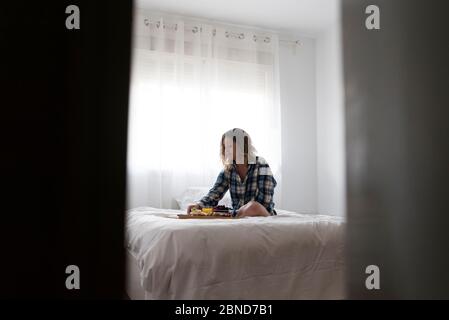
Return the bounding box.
[125,207,345,299]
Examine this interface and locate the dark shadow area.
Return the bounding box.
[1,1,132,298]
[343,0,449,299]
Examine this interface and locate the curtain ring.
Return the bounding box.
[225,31,230,38]
[192,26,198,33]
[156,21,160,28]
[144,19,150,26]
[264,37,271,43]
[174,23,178,31]
[253,35,257,42]
[239,33,245,39]
[212,29,216,36]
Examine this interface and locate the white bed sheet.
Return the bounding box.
[125,207,345,299]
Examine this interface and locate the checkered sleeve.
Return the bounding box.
[255,164,277,215]
[199,169,230,207]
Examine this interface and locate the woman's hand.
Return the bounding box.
[186,203,201,214]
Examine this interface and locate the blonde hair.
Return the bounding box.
[220,128,257,170]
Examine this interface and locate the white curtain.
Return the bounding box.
[127,11,282,209]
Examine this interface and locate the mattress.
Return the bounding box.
[125,207,345,299]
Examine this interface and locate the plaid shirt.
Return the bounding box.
[199,156,277,215]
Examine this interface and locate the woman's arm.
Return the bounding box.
[255,164,277,214]
[194,170,230,210]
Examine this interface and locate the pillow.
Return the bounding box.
[175,187,232,210]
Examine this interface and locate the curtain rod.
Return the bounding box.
[142,19,301,46]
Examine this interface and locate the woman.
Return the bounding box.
[187,128,277,218]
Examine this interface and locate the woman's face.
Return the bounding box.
[222,129,256,165]
[223,135,250,165]
[223,136,235,164]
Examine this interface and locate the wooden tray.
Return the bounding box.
[177,214,234,219]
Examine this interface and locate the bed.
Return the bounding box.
[125,207,345,300]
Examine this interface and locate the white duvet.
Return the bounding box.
[125,207,345,299]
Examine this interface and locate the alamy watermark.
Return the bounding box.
[365,264,380,290]
[365,5,380,30]
[65,5,80,30]
[65,265,80,290]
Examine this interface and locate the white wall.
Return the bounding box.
[279,28,346,217]
[279,37,317,214]
[315,23,346,217]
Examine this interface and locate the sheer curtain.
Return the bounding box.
[127,10,282,209]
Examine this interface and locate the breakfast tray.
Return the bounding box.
[177,214,234,219]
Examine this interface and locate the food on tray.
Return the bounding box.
[188,205,233,217]
[190,207,213,216]
[212,212,233,217]
[202,207,213,214]
[213,205,230,212]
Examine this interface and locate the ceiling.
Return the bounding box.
[135,0,339,37]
